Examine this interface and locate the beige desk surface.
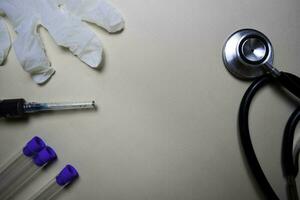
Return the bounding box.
[0,0,300,199]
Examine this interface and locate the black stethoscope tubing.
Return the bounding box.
[239,72,300,200]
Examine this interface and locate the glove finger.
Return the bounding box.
[0,18,11,65]
[14,20,55,84]
[60,0,124,33]
[46,15,103,68]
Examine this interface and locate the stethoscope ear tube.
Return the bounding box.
[278,72,300,99]
[282,107,300,177]
[239,73,300,200]
[282,107,300,200]
[238,75,280,200]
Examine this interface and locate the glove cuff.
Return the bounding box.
[32,68,56,84]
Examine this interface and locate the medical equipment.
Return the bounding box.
[27,165,79,200]
[0,18,10,65]
[223,29,300,200]
[0,0,125,84]
[0,98,96,118]
[0,137,46,186]
[0,146,57,200]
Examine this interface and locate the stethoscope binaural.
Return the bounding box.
[223,29,300,200]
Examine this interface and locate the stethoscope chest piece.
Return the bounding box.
[222,29,274,80]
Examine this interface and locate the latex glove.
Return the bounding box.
[0,18,10,65]
[0,0,124,84]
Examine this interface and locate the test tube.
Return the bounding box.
[27,165,79,200]
[0,146,57,200]
[0,137,46,193]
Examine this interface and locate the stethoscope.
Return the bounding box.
[222,29,300,200]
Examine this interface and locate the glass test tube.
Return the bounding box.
[27,165,79,200]
[0,146,57,200]
[0,137,46,196]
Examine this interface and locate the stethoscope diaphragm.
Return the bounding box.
[222,29,274,80]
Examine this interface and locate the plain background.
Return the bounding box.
[0,0,300,199]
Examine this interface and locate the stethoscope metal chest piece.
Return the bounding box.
[222,29,274,80]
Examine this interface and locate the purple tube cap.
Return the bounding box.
[56,165,79,186]
[33,146,57,167]
[23,136,46,157]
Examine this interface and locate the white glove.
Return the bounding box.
[0,0,124,84]
[0,18,10,65]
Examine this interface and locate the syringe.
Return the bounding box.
[0,99,96,118]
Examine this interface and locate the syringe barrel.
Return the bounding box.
[28,165,79,200]
[24,101,96,113]
[0,146,57,200]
